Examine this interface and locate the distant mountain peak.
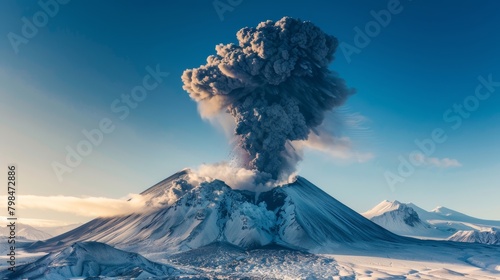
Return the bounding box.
[362,200,431,235]
[363,200,409,219]
[364,200,500,243]
[448,228,500,245]
[1,223,52,241]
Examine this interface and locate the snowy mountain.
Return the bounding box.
[1,223,52,241]
[28,170,402,255]
[448,228,500,245]
[3,241,182,280]
[362,200,435,236]
[410,204,500,228]
[364,200,500,242]
[6,170,500,279]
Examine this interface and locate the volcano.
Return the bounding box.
[28,170,403,255]
[15,170,500,278]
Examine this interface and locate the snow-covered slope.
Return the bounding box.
[28,170,402,255]
[3,241,182,280]
[364,200,500,242]
[265,177,402,250]
[448,228,500,245]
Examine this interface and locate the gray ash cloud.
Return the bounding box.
[182,17,353,179]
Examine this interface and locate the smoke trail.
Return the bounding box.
[182,17,354,179]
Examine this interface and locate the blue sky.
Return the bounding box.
[1,0,499,224]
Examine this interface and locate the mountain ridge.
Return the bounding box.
[364,200,500,243]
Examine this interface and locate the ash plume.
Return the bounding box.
[182,17,354,179]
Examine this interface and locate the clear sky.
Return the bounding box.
[1,0,499,225]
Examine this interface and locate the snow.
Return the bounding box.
[224,201,276,247]
[27,173,403,254]
[364,200,500,242]
[362,200,449,239]
[2,241,182,280]
[411,203,500,229]
[448,228,500,245]
[275,177,403,250]
[6,170,500,279]
[363,199,404,219]
[169,243,341,279]
[6,240,500,279]
[27,176,282,254]
[136,169,195,207]
[161,241,500,279]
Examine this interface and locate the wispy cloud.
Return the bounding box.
[294,132,374,163]
[0,194,147,217]
[412,153,462,168]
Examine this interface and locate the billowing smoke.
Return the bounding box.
[188,163,297,192]
[182,17,354,179]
